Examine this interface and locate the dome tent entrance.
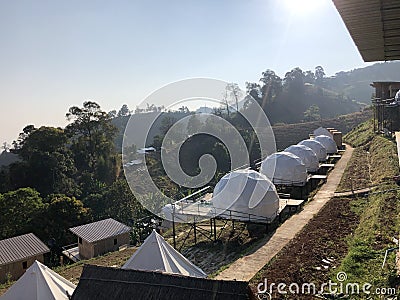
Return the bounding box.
[212,169,279,222]
[122,230,207,278]
[285,145,319,173]
[260,152,308,186]
[298,139,327,162]
[314,135,338,154]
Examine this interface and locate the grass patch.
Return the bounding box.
[337,147,371,192]
[330,131,400,297]
[343,119,375,147]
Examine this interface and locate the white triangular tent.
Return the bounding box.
[298,139,327,162]
[211,169,280,220]
[122,230,207,278]
[314,135,338,154]
[260,152,308,186]
[313,127,333,138]
[285,145,319,173]
[0,261,76,300]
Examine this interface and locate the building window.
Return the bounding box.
[114,238,117,245]
[22,261,28,269]
[79,237,82,244]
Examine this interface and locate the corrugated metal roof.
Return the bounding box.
[69,218,131,243]
[0,233,50,265]
[333,0,400,62]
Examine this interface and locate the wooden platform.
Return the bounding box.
[319,163,335,168]
[310,174,328,181]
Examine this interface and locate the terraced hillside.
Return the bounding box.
[272,110,372,150]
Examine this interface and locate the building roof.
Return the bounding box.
[69,218,131,243]
[333,0,400,62]
[71,265,251,300]
[1,260,76,300]
[122,230,207,278]
[0,233,49,266]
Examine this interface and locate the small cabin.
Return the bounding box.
[371,81,400,101]
[371,81,400,132]
[69,218,131,260]
[0,233,49,283]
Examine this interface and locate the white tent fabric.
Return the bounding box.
[314,135,338,154]
[260,152,308,186]
[284,145,319,173]
[212,169,279,221]
[298,139,327,162]
[122,230,207,278]
[0,260,76,300]
[313,127,333,138]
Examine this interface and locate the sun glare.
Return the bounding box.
[283,0,325,16]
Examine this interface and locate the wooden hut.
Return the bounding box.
[69,218,131,260]
[0,233,49,283]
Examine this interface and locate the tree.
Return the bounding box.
[0,188,44,239]
[315,66,325,86]
[304,70,315,84]
[259,69,282,105]
[303,104,321,122]
[42,194,89,245]
[225,83,242,112]
[284,67,305,94]
[66,101,118,185]
[117,104,130,117]
[9,126,78,196]
[108,110,117,118]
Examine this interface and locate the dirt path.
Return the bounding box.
[215,145,354,281]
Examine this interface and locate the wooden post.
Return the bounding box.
[193,221,197,244]
[213,218,217,242]
[172,213,176,249]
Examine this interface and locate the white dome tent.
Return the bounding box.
[314,135,338,154]
[260,152,308,186]
[298,139,327,162]
[211,169,279,222]
[284,145,319,173]
[313,127,333,138]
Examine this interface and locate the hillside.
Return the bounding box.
[272,109,372,150]
[250,120,400,298]
[326,61,400,104]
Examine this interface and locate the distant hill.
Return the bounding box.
[326,61,400,104]
[264,84,363,124]
[0,151,19,167]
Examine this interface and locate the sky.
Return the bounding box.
[0,0,373,145]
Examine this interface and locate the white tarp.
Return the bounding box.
[212,169,279,221]
[284,145,319,173]
[298,139,327,162]
[0,260,76,300]
[313,127,333,138]
[260,152,308,186]
[122,230,207,278]
[314,135,338,154]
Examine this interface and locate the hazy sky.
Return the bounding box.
[0,0,373,145]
